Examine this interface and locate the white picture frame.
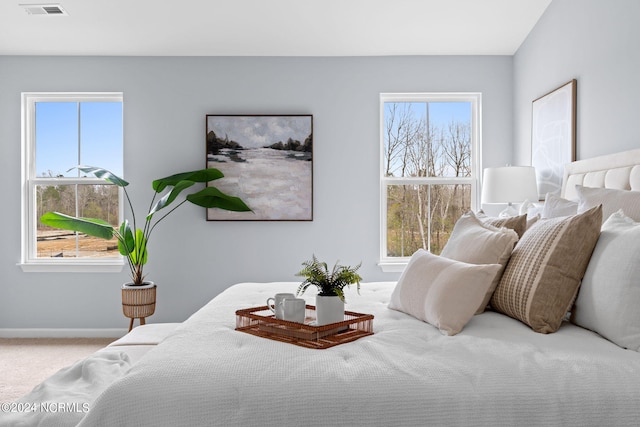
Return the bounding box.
[531,79,577,200]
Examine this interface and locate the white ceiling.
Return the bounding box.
[1,0,552,56]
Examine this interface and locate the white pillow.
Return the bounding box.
[527,203,543,218]
[541,192,578,218]
[388,249,502,336]
[440,211,518,313]
[441,211,519,264]
[576,185,640,222]
[572,210,640,350]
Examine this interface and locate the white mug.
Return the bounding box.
[281,298,306,323]
[266,293,295,319]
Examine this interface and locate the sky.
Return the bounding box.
[35,101,123,177]
[35,102,466,178]
[207,115,312,149]
[384,101,471,130]
[383,101,472,177]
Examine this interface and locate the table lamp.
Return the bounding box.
[481,166,538,217]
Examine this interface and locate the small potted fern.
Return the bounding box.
[296,255,362,325]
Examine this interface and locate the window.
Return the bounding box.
[20,92,124,272]
[379,93,481,272]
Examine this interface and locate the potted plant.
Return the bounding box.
[296,255,362,325]
[40,165,251,329]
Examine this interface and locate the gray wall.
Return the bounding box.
[0,55,513,332]
[513,0,640,165]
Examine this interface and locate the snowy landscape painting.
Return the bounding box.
[206,115,313,220]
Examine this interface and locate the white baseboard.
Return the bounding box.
[0,328,128,338]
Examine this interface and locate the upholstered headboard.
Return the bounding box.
[561,148,640,200]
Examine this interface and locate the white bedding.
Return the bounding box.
[72,282,640,427]
[0,351,131,427]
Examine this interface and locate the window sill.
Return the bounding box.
[377,260,409,273]
[18,260,124,273]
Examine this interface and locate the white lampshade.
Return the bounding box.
[481,166,538,216]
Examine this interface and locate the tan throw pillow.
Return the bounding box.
[388,249,502,336]
[440,211,519,313]
[571,211,640,350]
[490,205,602,334]
[576,185,640,222]
[526,213,541,230]
[476,210,527,239]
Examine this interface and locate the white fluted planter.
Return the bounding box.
[315,295,344,326]
[122,281,156,331]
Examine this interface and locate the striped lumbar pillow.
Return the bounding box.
[490,205,602,333]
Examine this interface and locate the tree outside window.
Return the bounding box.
[380,94,480,267]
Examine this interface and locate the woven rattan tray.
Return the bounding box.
[235,305,374,349]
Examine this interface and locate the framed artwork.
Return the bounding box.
[531,79,577,200]
[206,114,313,221]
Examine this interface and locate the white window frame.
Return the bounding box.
[19,92,125,273]
[378,92,482,272]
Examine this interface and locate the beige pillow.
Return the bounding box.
[476,210,527,239]
[572,210,640,350]
[490,205,602,334]
[388,249,502,336]
[440,211,518,313]
[576,185,640,222]
[526,213,541,230]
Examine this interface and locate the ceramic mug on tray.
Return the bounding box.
[281,298,306,324]
[266,293,295,319]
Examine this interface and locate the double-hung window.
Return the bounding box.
[20,92,124,272]
[379,93,481,272]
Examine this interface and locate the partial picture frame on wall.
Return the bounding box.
[531,79,577,200]
[205,114,313,221]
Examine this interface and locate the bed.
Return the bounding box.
[4,148,640,427]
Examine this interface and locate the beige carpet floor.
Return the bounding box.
[0,338,114,403]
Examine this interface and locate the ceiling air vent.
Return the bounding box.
[20,4,68,15]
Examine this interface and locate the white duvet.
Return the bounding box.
[0,351,131,427]
[17,282,640,426]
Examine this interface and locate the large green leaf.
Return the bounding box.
[152,168,224,193]
[118,228,147,265]
[40,212,115,240]
[76,166,129,187]
[186,187,252,212]
[127,228,148,266]
[147,180,196,220]
[118,220,135,256]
